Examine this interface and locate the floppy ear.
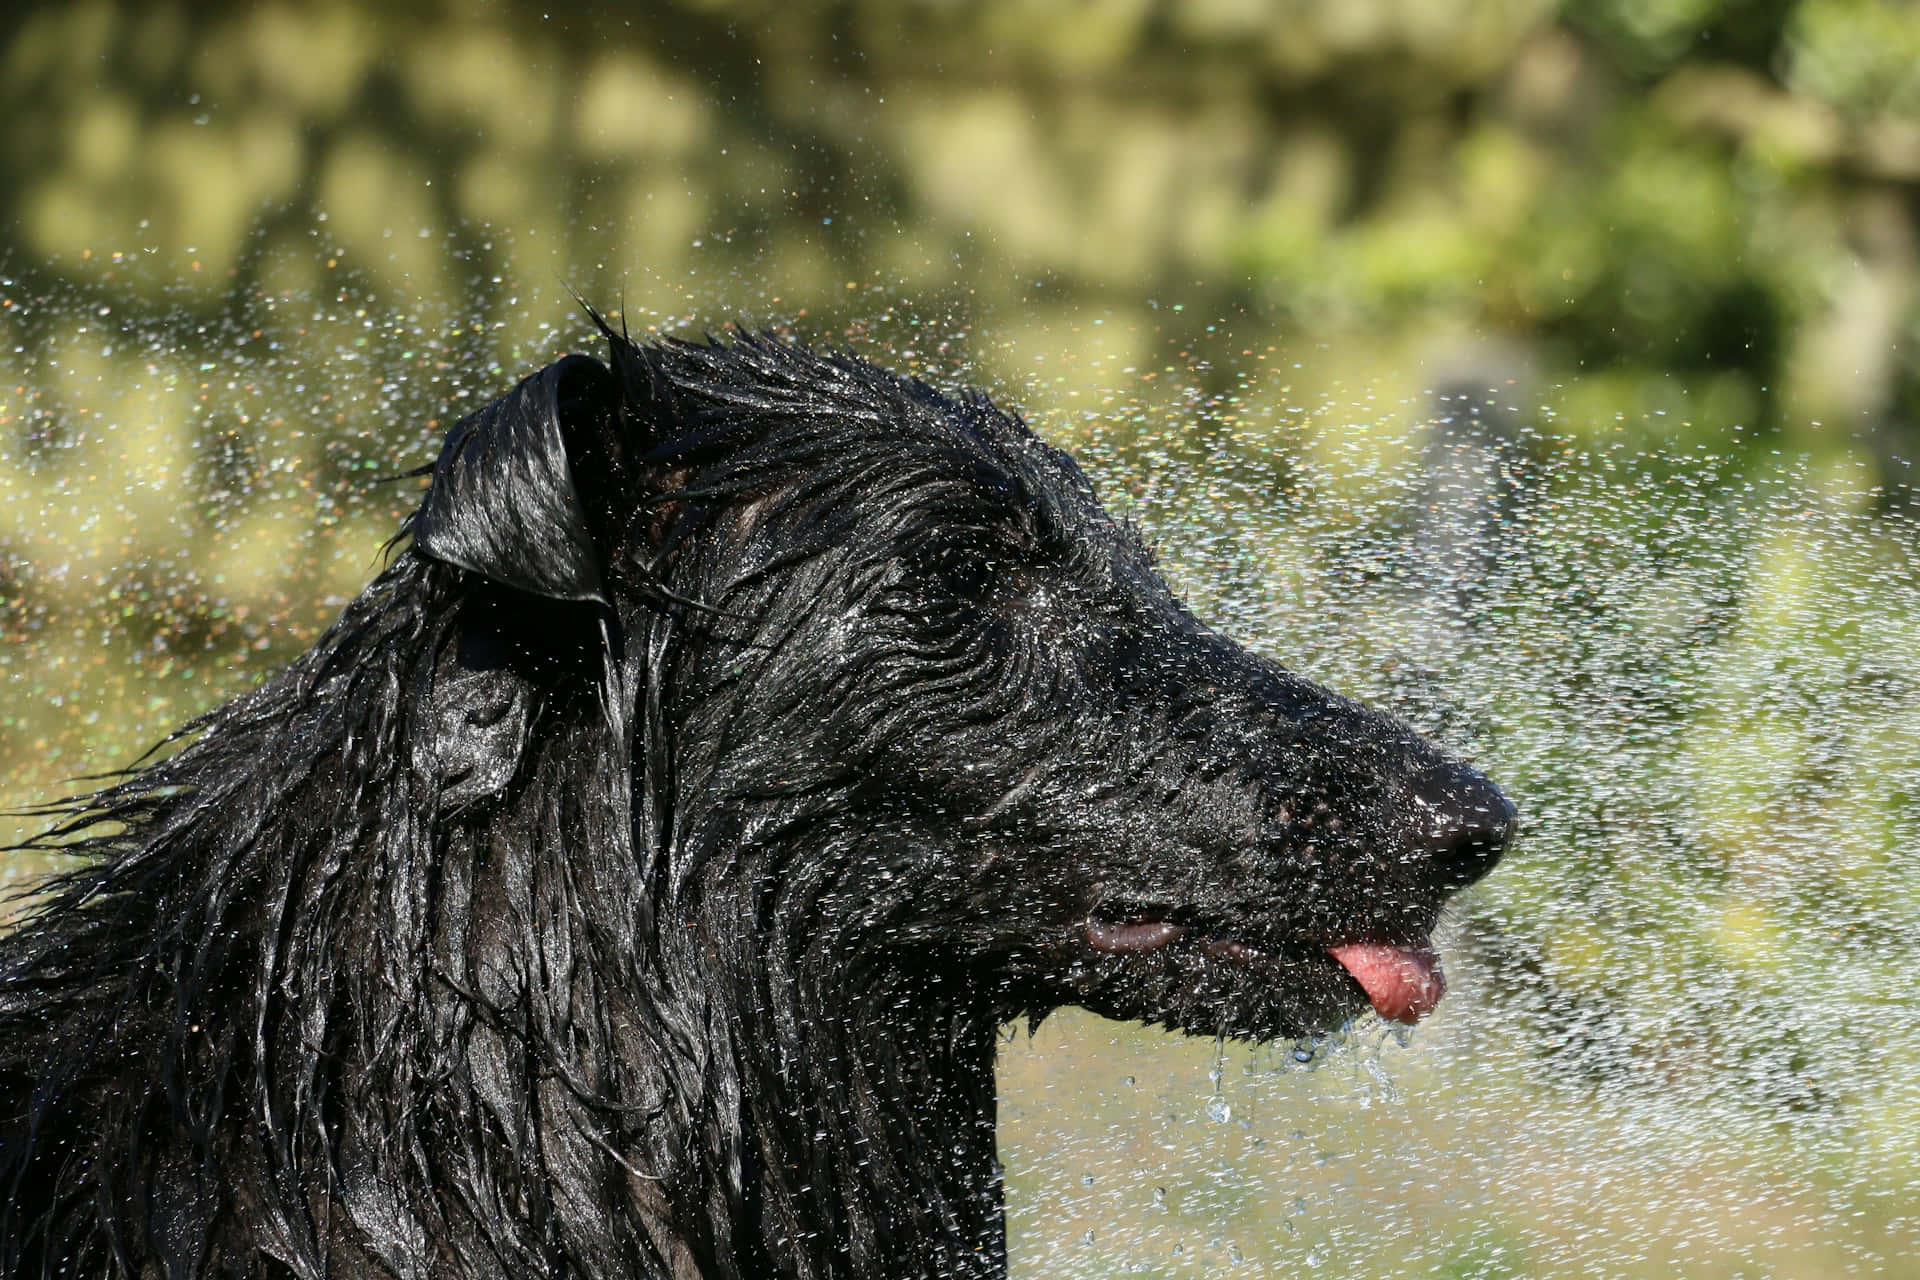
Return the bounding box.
[411,354,622,603]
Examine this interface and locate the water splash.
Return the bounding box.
[3,255,1916,1272]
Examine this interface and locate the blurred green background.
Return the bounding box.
[4,0,1919,1275]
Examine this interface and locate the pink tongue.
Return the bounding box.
[1328,942,1446,1024]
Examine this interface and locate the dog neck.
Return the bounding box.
[664,875,1009,1279]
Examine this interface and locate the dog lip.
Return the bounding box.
[1327,940,1446,1024]
[1082,918,1187,954]
[1080,912,1449,1028]
[1082,908,1301,965]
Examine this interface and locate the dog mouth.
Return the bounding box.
[1079,916,1446,1025]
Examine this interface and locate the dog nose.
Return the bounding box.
[1408,762,1516,890]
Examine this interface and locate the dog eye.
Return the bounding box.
[935,545,997,598]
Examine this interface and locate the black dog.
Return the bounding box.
[0,326,1513,1278]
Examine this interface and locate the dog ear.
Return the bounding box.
[411,354,622,604]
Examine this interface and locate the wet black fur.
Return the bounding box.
[0,327,1512,1278]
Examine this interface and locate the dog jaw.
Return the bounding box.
[1079,916,1448,1025]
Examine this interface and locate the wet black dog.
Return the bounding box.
[0,326,1512,1278]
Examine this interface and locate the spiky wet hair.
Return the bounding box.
[1,324,1509,1279]
[0,330,1098,1277]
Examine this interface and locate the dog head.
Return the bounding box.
[408,329,1514,1044]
